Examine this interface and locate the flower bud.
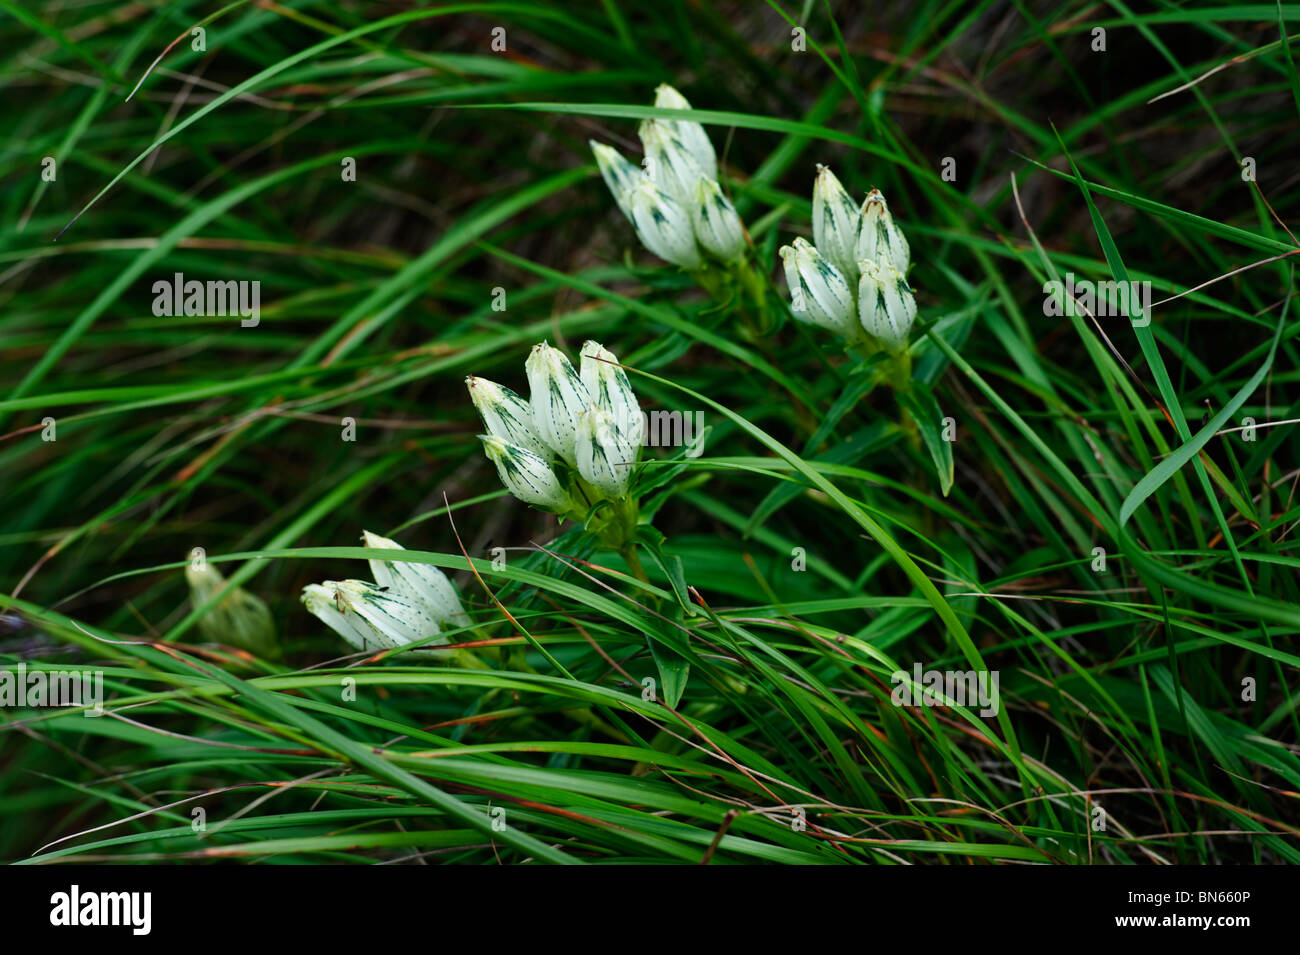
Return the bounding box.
[303,582,381,653]
[653,84,717,181]
[525,342,590,463]
[628,177,702,270]
[637,119,705,207]
[466,376,551,460]
[811,165,862,281]
[778,237,857,339]
[691,178,746,264]
[579,341,643,448]
[574,404,634,498]
[185,560,278,658]
[479,434,575,512]
[361,531,468,630]
[857,259,917,352]
[856,188,910,274]
[590,140,639,222]
[303,579,448,656]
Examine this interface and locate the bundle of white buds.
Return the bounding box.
[780,165,916,353]
[591,84,746,269]
[468,341,643,517]
[301,531,469,658]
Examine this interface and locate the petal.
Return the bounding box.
[590,140,639,221]
[361,531,468,629]
[857,260,916,351]
[574,404,632,497]
[525,342,590,463]
[628,178,702,270]
[654,84,717,180]
[638,119,705,207]
[579,341,643,449]
[466,376,551,459]
[785,238,855,338]
[303,582,390,654]
[857,189,910,274]
[480,434,574,511]
[334,579,449,656]
[812,165,861,281]
[691,178,746,264]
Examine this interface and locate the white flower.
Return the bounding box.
[302,533,474,658]
[628,177,702,270]
[361,531,468,630]
[303,582,382,653]
[653,83,717,180]
[590,87,744,272]
[574,404,634,497]
[638,119,705,207]
[579,341,643,449]
[779,237,857,339]
[479,434,575,511]
[691,178,746,264]
[857,259,917,352]
[590,140,639,222]
[856,188,910,274]
[812,165,862,281]
[466,376,551,460]
[525,342,590,464]
[302,579,449,657]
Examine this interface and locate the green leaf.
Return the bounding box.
[1119,310,1287,527]
[647,626,691,710]
[896,381,955,495]
[635,526,697,616]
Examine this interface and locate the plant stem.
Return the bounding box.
[620,540,651,586]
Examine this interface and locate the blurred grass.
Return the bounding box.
[2,0,1298,864]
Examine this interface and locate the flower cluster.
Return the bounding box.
[301,531,468,657]
[780,166,916,352]
[468,341,642,516]
[295,90,941,662]
[590,84,745,269]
